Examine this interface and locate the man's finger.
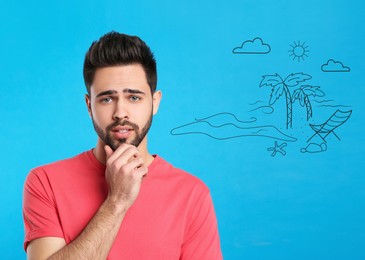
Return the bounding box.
[106,144,134,163]
[136,166,148,179]
[104,145,114,160]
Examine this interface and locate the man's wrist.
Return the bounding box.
[103,196,128,216]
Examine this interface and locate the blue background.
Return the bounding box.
[1,0,364,259]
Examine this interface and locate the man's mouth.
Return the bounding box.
[114,129,130,133]
[111,126,134,138]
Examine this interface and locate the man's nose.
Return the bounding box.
[112,101,128,120]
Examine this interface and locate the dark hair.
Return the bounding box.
[83,32,157,94]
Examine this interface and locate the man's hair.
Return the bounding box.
[83,32,157,94]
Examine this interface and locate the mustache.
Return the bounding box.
[106,120,139,132]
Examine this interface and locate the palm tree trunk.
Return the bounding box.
[284,86,292,128]
[304,95,312,120]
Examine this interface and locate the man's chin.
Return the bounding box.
[109,139,127,151]
[105,134,143,150]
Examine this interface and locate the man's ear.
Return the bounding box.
[85,94,92,118]
[152,90,162,115]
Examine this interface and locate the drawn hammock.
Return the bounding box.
[307,109,352,143]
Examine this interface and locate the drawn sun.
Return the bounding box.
[288,41,309,62]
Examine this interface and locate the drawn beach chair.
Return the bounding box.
[307,109,352,143]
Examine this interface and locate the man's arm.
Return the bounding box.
[26,144,147,260]
[27,196,127,260]
[27,237,66,260]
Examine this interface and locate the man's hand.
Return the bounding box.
[104,144,148,211]
[27,144,148,260]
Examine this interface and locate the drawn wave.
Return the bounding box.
[195,112,257,126]
[171,113,297,142]
[248,105,274,114]
[251,129,266,134]
[313,99,335,104]
[316,104,351,108]
[249,100,265,105]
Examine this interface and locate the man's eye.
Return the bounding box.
[100,97,112,103]
[130,96,141,102]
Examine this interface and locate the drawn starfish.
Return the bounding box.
[267,141,287,157]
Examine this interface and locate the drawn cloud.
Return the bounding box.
[321,59,350,72]
[170,112,297,142]
[232,37,271,54]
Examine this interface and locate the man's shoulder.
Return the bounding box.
[35,150,89,168]
[152,156,209,192]
[28,150,94,179]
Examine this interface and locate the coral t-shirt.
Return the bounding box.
[23,150,222,259]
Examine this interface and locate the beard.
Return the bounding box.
[92,112,153,151]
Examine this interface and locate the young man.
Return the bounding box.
[23,32,223,259]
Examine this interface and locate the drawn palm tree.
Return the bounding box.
[259,73,312,129]
[292,85,325,120]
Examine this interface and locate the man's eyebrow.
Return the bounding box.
[95,88,146,98]
[123,88,146,95]
[95,90,118,98]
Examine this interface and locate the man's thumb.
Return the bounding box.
[104,145,113,159]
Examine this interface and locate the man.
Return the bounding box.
[23,32,223,259]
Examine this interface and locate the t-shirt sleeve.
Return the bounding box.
[23,168,64,251]
[180,185,223,260]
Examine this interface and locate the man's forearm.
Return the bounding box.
[49,198,127,260]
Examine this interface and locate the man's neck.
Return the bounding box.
[93,138,154,167]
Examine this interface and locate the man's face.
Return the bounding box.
[86,64,161,151]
